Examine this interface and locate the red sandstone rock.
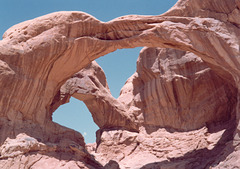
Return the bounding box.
[59,61,138,131]
[62,47,237,131]
[0,0,240,168]
[66,48,237,168]
[119,47,237,131]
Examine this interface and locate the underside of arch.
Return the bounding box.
[1,0,240,168]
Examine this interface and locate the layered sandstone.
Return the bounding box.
[0,0,240,168]
[61,47,237,131]
[62,47,236,168]
[58,61,137,131]
[119,47,237,131]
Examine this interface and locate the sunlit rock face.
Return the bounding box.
[0,0,240,168]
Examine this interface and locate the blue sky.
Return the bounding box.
[0,0,178,143]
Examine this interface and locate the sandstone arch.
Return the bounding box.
[59,48,237,132]
[0,0,240,168]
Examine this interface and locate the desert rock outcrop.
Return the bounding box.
[62,47,237,132]
[63,47,237,168]
[122,47,237,131]
[58,61,137,131]
[0,0,240,168]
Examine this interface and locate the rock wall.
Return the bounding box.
[119,47,237,131]
[0,0,240,168]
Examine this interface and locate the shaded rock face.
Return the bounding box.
[91,124,235,169]
[0,0,240,168]
[120,47,237,131]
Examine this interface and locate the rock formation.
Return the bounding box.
[119,47,237,131]
[58,61,137,131]
[61,47,237,168]
[0,0,240,168]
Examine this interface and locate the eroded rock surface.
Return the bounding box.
[63,47,237,168]
[58,61,138,131]
[61,48,237,132]
[119,47,237,131]
[0,0,240,168]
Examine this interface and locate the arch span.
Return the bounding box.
[0,1,239,124]
[0,0,240,168]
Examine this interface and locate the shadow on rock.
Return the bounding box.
[140,121,236,169]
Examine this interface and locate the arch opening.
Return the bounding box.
[96,47,143,98]
[52,46,238,144]
[52,98,99,143]
[52,48,143,143]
